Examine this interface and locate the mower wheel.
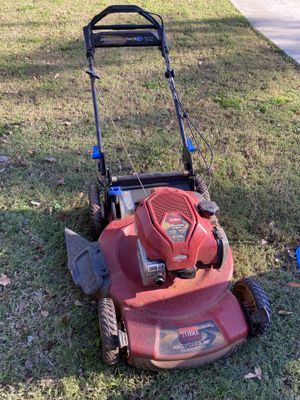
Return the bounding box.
[89,184,105,240]
[195,175,210,201]
[233,278,271,336]
[98,298,120,365]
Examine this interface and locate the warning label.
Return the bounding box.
[159,320,224,355]
[162,213,190,242]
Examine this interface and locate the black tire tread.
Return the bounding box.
[195,175,210,201]
[233,277,271,336]
[89,184,104,239]
[98,297,119,365]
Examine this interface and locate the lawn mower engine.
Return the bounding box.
[135,187,226,286]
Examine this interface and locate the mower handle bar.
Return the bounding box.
[84,5,192,176]
[83,5,165,56]
[89,5,163,32]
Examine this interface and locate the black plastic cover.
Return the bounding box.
[65,228,110,296]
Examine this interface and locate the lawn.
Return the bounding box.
[0,0,299,399]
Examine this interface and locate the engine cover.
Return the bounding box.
[135,188,219,271]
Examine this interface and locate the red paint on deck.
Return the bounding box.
[99,199,248,367]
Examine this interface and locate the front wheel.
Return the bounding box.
[232,278,271,336]
[98,298,120,365]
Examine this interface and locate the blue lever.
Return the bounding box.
[92,145,101,159]
[296,246,300,271]
[187,138,196,152]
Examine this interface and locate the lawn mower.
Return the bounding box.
[65,5,271,369]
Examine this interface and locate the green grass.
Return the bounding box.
[0,0,300,399]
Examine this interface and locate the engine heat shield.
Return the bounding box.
[135,188,219,271]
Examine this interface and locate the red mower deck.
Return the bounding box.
[100,216,248,368]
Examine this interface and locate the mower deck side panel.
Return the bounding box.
[99,217,248,365]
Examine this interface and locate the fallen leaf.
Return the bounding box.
[42,156,56,163]
[0,156,11,163]
[4,91,19,95]
[198,58,205,67]
[56,178,65,186]
[287,282,300,288]
[261,239,268,245]
[25,359,33,371]
[30,201,41,207]
[27,335,34,344]
[74,300,83,307]
[60,120,71,126]
[41,310,49,318]
[224,111,232,119]
[278,310,293,315]
[255,367,263,381]
[0,274,11,287]
[77,367,84,379]
[244,366,262,381]
[244,372,257,380]
[287,249,296,260]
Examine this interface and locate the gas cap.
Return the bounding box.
[198,200,219,218]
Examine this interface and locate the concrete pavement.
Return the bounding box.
[230,0,300,64]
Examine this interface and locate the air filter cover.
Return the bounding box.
[135,188,218,271]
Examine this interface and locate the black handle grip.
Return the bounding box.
[90,4,162,31]
[95,5,144,14]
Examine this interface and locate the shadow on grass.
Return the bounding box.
[1,15,298,83]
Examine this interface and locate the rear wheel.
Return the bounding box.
[98,298,120,365]
[232,278,271,336]
[195,175,210,201]
[88,184,105,239]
